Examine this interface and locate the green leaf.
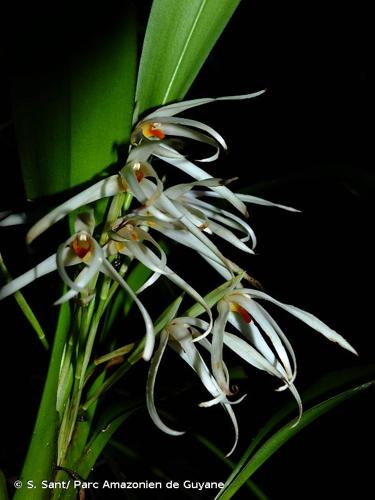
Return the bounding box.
[12,6,137,199]
[0,470,8,500]
[216,380,375,499]
[14,301,71,500]
[76,402,141,479]
[0,253,48,349]
[136,0,240,115]
[195,434,269,500]
[221,363,375,494]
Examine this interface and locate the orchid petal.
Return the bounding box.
[200,190,300,212]
[233,295,293,381]
[0,212,28,227]
[244,289,358,355]
[144,90,266,119]
[211,300,232,394]
[222,331,287,381]
[136,271,162,294]
[154,154,248,216]
[186,195,257,247]
[169,329,239,457]
[74,210,96,235]
[166,267,213,339]
[102,259,155,361]
[207,219,254,254]
[0,254,57,300]
[146,330,185,436]
[235,193,300,212]
[164,178,225,200]
[227,312,281,371]
[26,175,124,244]
[254,302,298,384]
[160,117,226,152]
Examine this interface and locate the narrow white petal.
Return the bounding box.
[26,175,124,244]
[126,241,168,275]
[199,393,227,407]
[120,165,147,203]
[198,253,234,280]
[211,300,231,394]
[169,331,239,456]
[166,266,213,339]
[235,193,300,212]
[0,212,27,227]
[223,331,287,381]
[161,117,227,151]
[234,295,293,380]
[254,302,297,383]
[244,289,358,355]
[102,259,155,361]
[144,90,266,119]
[208,219,254,254]
[288,383,303,427]
[186,195,257,247]
[146,330,185,436]
[136,271,161,294]
[153,154,248,216]
[222,403,239,457]
[54,265,96,305]
[227,313,280,371]
[0,254,57,300]
[165,178,224,200]
[173,201,233,271]
[74,210,96,234]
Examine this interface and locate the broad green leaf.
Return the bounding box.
[14,301,71,500]
[221,363,375,494]
[136,0,240,114]
[12,6,137,199]
[217,380,375,499]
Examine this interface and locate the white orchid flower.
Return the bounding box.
[146,317,244,456]
[23,91,269,244]
[0,212,156,360]
[108,217,213,338]
[131,91,265,156]
[206,287,356,405]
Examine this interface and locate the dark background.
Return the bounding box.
[0,1,373,499]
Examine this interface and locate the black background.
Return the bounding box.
[0,1,373,499]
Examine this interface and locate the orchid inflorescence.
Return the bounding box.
[0,91,356,455]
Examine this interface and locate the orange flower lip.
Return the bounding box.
[230,302,252,323]
[142,122,165,141]
[71,233,92,259]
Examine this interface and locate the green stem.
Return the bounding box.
[14,301,71,500]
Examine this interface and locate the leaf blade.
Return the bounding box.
[217,381,375,499]
[136,0,240,114]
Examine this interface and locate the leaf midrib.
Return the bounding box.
[162,0,207,104]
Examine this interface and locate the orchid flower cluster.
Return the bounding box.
[0,92,356,456]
